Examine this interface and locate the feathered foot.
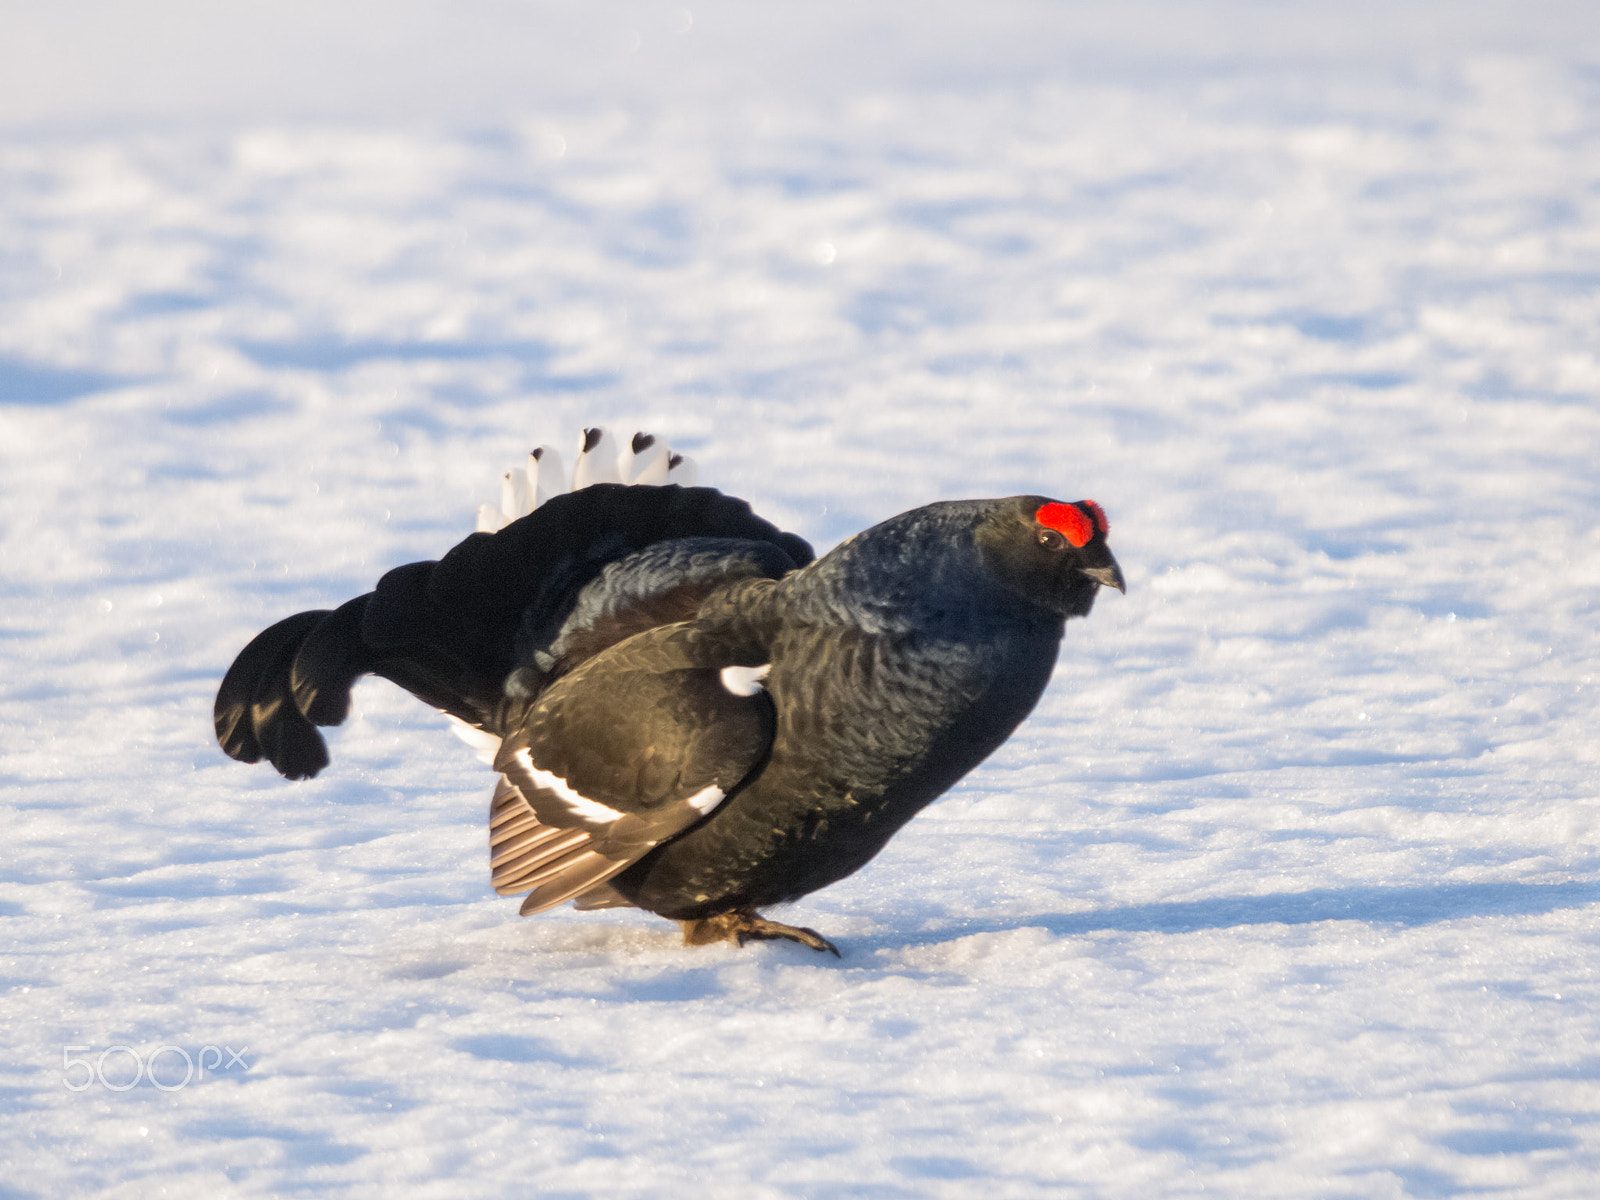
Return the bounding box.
[679,909,841,956]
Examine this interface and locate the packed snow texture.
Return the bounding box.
[2,3,1599,1196]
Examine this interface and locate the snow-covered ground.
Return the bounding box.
[3,3,1599,1196]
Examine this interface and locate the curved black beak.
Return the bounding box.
[1078,558,1126,594]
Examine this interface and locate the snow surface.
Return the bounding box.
[3,3,1600,1196]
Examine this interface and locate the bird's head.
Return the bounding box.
[977,496,1126,619]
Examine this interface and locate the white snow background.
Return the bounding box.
[2,2,1599,1195]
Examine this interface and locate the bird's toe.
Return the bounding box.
[679,910,841,956]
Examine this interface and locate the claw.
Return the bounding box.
[679,909,841,956]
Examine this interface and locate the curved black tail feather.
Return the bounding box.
[214,609,334,780]
[214,483,815,782]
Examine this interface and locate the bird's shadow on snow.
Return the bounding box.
[854,880,1600,954]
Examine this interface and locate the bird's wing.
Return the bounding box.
[487,624,776,913]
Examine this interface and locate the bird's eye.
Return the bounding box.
[1037,528,1066,552]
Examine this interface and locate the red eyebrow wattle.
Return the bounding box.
[1035,502,1094,547]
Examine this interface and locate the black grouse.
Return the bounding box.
[215,429,1124,954]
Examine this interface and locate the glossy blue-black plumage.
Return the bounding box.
[215,483,1121,950]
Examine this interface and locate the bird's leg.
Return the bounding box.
[678,908,840,956]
